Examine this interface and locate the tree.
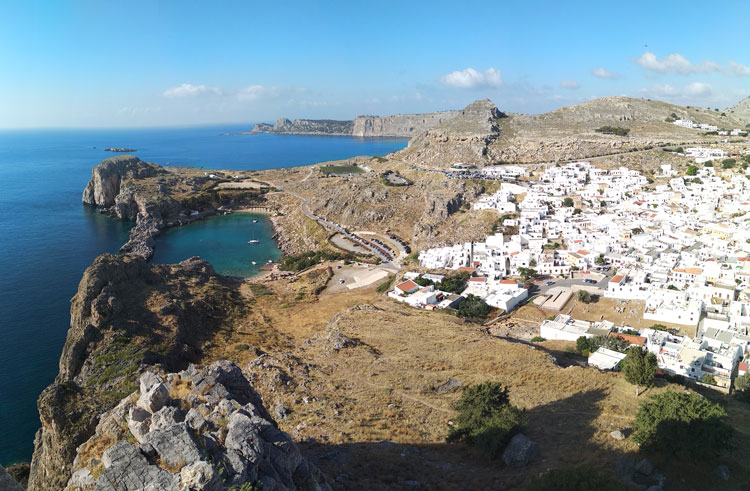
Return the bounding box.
[577,290,591,303]
[447,382,526,458]
[686,165,698,176]
[622,347,657,396]
[576,336,591,355]
[595,255,605,265]
[649,324,668,331]
[723,158,736,169]
[562,197,574,207]
[704,161,713,167]
[518,267,537,280]
[439,271,470,293]
[734,372,750,402]
[701,373,715,385]
[456,294,491,320]
[573,208,582,215]
[631,390,733,459]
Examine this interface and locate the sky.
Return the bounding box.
[1,0,749,128]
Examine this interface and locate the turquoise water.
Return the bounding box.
[0,125,407,467]
[152,213,282,277]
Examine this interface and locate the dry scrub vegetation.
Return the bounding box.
[188,269,749,490]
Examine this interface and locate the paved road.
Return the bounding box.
[266,177,399,267]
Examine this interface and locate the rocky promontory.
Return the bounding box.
[82,155,270,260]
[64,362,329,490]
[249,110,461,138]
[28,254,250,490]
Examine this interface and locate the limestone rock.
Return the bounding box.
[64,361,331,490]
[501,433,539,467]
[137,382,170,413]
[0,464,24,491]
[609,429,625,440]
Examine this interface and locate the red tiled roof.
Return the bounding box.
[610,333,646,345]
[609,275,624,283]
[577,250,590,255]
[499,279,518,285]
[396,280,418,292]
[469,277,486,283]
[739,362,749,373]
[457,267,476,273]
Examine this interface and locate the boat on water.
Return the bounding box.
[253,219,258,223]
[251,261,257,265]
[248,239,260,244]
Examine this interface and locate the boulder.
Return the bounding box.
[150,406,185,432]
[0,464,24,491]
[95,442,178,491]
[179,461,222,491]
[501,433,539,467]
[609,430,625,441]
[145,423,205,470]
[137,382,170,413]
[715,464,730,481]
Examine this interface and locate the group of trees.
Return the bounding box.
[415,271,470,294]
[595,126,630,137]
[456,294,492,320]
[575,335,630,357]
[447,382,525,459]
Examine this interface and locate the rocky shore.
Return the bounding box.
[82,155,274,260]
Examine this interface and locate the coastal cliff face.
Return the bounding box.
[250,111,461,138]
[351,111,460,137]
[28,254,248,490]
[252,118,354,136]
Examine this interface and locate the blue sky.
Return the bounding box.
[1,0,749,128]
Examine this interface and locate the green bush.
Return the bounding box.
[447,382,525,458]
[530,336,546,343]
[631,390,733,458]
[280,250,354,272]
[595,126,630,136]
[456,294,491,320]
[722,158,736,169]
[525,466,629,491]
[623,346,658,396]
[438,271,470,293]
[686,165,698,176]
[375,275,395,294]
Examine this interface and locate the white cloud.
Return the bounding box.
[728,60,750,77]
[163,83,222,98]
[641,81,713,99]
[591,67,619,79]
[560,79,580,90]
[439,67,502,88]
[634,51,721,75]
[236,85,280,101]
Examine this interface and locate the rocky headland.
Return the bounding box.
[27,254,251,489]
[82,155,271,260]
[249,110,460,138]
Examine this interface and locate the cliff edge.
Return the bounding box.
[63,362,329,490]
[28,254,248,490]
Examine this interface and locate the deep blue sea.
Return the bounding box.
[0,124,407,466]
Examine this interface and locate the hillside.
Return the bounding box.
[398,96,746,167]
[726,96,750,126]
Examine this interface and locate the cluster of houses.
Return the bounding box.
[388,270,529,312]
[540,314,747,391]
[673,119,747,137]
[408,156,750,391]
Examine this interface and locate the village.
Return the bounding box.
[388,149,750,393]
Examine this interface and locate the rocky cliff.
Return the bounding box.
[63,362,329,490]
[252,118,354,136]
[351,111,460,137]
[28,254,249,490]
[395,99,505,166]
[250,111,461,138]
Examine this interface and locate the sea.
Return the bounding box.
[0,124,407,467]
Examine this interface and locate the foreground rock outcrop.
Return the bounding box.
[29,254,247,490]
[64,362,329,490]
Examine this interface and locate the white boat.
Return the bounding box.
[251,261,257,265]
[248,239,260,244]
[253,219,258,223]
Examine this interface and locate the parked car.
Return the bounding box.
[545,281,555,286]
[584,279,597,284]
